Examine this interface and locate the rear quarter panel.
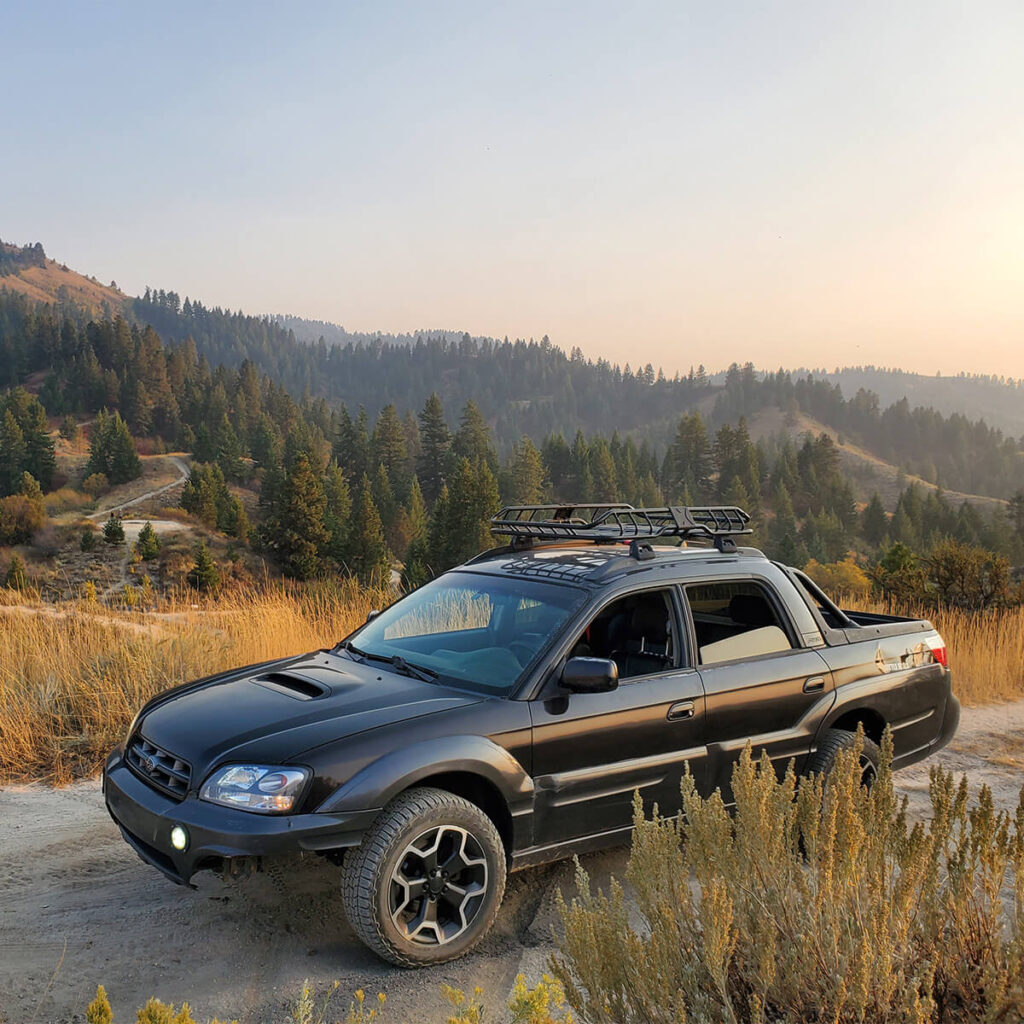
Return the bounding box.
[816,633,951,766]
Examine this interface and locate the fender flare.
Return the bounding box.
[316,735,534,818]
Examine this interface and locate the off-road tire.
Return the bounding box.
[805,728,881,788]
[340,786,506,967]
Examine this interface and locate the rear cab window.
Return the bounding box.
[683,580,795,665]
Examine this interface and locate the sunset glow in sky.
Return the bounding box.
[5,2,1024,376]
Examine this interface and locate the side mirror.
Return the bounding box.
[561,656,618,694]
[365,609,381,624]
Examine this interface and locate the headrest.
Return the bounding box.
[631,600,668,637]
[728,593,775,627]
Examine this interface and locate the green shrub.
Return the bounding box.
[552,733,1024,1024]
[103,515,125,545]
[135,521,160,560]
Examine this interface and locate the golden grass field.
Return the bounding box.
[0,582,391,784]
[0,584,1021,784]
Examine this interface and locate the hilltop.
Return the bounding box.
[0,238,127,315]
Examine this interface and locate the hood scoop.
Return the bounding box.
[252,671,330,701]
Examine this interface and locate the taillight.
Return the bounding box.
[929,639,948,668]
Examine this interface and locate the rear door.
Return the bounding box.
[682,577,833,801]
[529,585,707,847]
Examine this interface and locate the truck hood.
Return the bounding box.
[134,650,483,779]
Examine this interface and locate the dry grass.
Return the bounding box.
[0,586,1022,784]
[0,581,390,784]
[851,600,1024,706]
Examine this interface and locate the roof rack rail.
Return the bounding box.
[489,503,752,555]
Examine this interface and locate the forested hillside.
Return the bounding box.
[2,284,1023,611]
[126,290,1024,501]
[1,237,1024,612]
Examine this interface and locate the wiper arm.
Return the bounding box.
[385,655,438,684]
[337,639,367,661]
[340,642,437,683]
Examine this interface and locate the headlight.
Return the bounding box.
[199,765,310,814]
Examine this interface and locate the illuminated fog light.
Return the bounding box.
[170,825,189,851]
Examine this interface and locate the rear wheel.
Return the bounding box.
[805,728,881,788]
[340,786,506,967]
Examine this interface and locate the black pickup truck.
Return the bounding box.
[104,504,958,966]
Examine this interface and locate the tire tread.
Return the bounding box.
[340,786,506,967]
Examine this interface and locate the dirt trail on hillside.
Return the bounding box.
[87,456,190,521]
[3,700,1024,1024]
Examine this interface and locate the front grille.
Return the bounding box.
[127,735,191,800]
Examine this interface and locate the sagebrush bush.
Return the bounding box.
[552,733,1024,1024]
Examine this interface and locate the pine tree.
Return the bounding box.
[4,553,27,590]
[187,539,220,591]
[589,438,618,502]
[87,410,141,484]
[767,484,805,566]
[453,400,497,472]
[60,415,79,442]
[665,412,713,502]
[323,461,352,565]
[371,404,408,476]
[136,521,160,560]
[80,525,97,551]
[347,474,392,586]
[18,394,56,490]
[372,462,398,546]
[103,514,125,545]
[221,494,249,541]
[417,393,452,503]
[861,492,888,548]
[503,437,546,503]
[392,474,428,560]
[0,410,26,496]
[431,458,499,569]
[265,453,329,580]
[400,533,432,591]
[567,431,593,498]
[214,413,245,482]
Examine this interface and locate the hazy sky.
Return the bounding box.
[5,2,1024,377]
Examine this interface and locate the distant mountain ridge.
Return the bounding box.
[2,236,1022,472]
[787,366,1024,439]
[273,313,478,350]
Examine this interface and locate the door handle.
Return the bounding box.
[803,676,826,694]
[667,700,696,721]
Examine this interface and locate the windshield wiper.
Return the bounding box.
[339,642,437,683]
[382,655,438,683]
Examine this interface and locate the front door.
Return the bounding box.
[529,586,708,847]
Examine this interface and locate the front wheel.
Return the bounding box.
[340,787,506,967]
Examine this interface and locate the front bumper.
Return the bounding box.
[103,748,380,885]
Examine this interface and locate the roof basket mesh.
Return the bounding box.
[489,503,752,548]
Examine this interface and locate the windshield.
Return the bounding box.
[349,573,587,695]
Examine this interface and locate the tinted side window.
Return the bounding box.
[685,581,795,665]
[567,589,680,680]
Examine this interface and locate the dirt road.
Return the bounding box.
[2,700,1022,1024]
[87,456,191,522]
